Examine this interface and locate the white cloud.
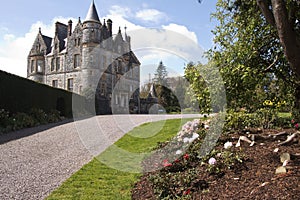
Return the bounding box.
[162,23,198,44]
[3,34,15,42]
[135,9,168,24]
[109,5,131,18]
[0,6,203,79]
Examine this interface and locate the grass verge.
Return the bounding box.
[46,118,195,200]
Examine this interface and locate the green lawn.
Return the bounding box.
[46,118,195,200]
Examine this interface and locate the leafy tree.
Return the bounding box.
[198,0,300,117]
[208,0,294,112]
[184,62,226,114]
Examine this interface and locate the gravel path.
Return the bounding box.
[0,114,201,200]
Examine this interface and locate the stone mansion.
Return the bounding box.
[27,1,142,114]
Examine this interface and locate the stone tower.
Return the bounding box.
[81,1,102,91]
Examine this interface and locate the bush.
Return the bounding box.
[223,110,260,132]
[224,109,292,132]
[11,112,36,130]
[29,108,48,125]
[47,109,61,123]
[0,108,62,135]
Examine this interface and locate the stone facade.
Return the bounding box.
[27,1,140,114]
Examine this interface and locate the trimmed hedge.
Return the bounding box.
[0,70,86,117]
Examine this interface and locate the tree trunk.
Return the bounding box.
[257,0,300,118]
[271,0,300,79]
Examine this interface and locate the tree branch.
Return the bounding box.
[256,0,276,27]
[264,55,278,72]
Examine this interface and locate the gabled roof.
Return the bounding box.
[41,35,52,54]
[85,1,100,22]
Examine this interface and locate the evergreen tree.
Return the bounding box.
[154,61,168,86]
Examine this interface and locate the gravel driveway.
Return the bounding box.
[0,114,201,199]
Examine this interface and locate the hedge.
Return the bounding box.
[0,70,86,117]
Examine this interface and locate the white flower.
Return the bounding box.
[224,141,233,149]
[188,138,195,143]
[192,133,199,139]
[183,137,190,143]
[208,157,217,165]
[175,150,182,155]
[204,124,209,129]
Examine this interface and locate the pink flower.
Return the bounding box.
[295,123,299,129]
[208,157,217,165]
[291,119,295,124]
[164,163,172,167]
[163,159,172,167]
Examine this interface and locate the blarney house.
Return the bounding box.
[27,1,143,114]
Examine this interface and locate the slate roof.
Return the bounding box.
[41,35,52,54]
[85,1,100,22]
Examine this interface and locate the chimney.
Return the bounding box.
[68,20,73,37]
[107,19,112,37]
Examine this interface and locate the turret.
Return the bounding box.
[82,0,101,44]
[81,0,102,90]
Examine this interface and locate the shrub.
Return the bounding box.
[29,108,48,125]
[223,110,260,132]
[0,108,62,134]
[11,112,35,130]
[47,109,61,123]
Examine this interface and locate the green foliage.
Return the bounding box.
[154,61,168,86]
[223,108,292,132]
[0,108,62,134]
[184,62,226,114]
[155,84,181,113]
[208,0,295,112]
[224,110,260,131]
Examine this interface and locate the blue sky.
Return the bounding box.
[0,0,218,81]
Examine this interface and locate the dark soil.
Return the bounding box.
[132,129,300,199]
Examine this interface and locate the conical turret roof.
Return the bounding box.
[85,1,100,22]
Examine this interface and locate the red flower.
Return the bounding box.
[163,159,172,167]
[174,159,180,163]
[295,123,299,129]
[184,189,191,195]
[291,119,295,124]
[183,154,189,160]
